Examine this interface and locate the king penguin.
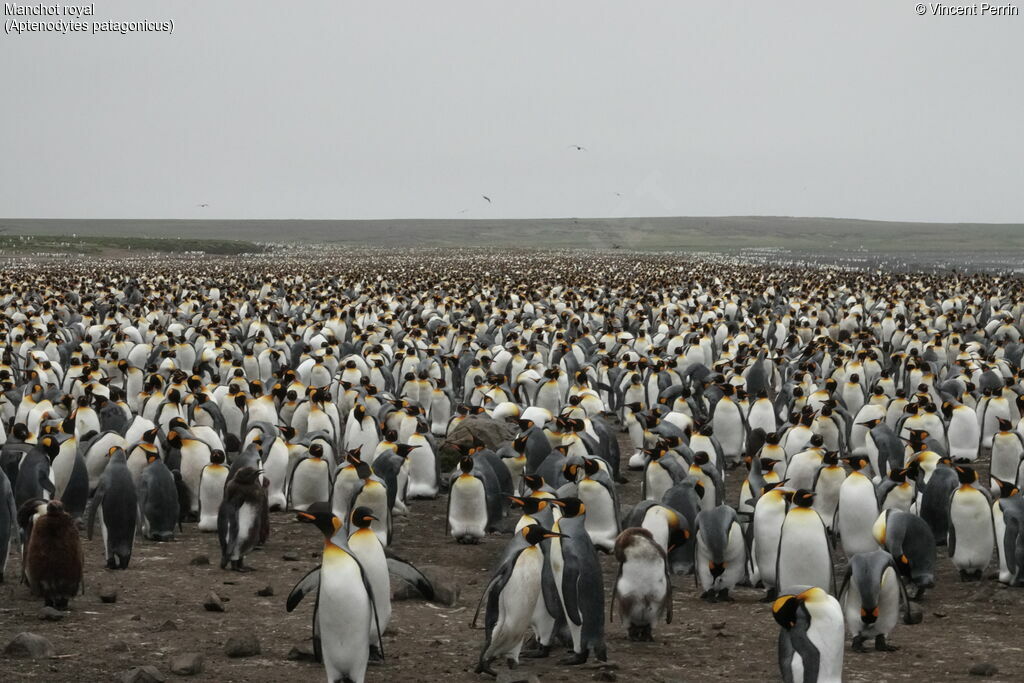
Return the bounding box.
[87,447,138,569]
[611,527,672,641]
[776,490,834,594]
[773,586,845,683]
[948,465,994,581]
[217,466,267,571]
[197,450,229,532]
[840,549,913,652]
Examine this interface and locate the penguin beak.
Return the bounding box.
[296,512,315,522]
[542,532,568,539]
[508,496,525,506]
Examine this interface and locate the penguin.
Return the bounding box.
[840,549,914,652]
[576,457,620,552]
[25,500,84,609]
[197,450,229,532]
[138,454,180,541]
[0,467,15,582]
[86,447,138,569]
[476,524,565,676]
[776,490,834,594]
[948,465,995,581]
[812,451,846,532]
[447,456,493,544]
[773,587,845,683]
[347,506,391,661]
[694,504,747,602]
[992,480,1024,586]
[611,527,672,642]
[548,497,608,665]
[289,507,383,683]
[836,455,880,557]
[288,444,332,511]
[218,466,267,571]
[872,509,936,599]
[752,482,789,601]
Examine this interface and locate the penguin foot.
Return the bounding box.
[368,646,384,664]
[505,657,517,670]
[595,645,607,662]
[716,589,734,602]
[520,644,551,659]
[700,590,717,603]
[474,660,497,677]
[760,588,778,603]
[559,650,589,665]
[231,560,254,572]
[874,635,898,652]
[852,636,868,653]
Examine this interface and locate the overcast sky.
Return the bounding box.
[2,1,1021,222]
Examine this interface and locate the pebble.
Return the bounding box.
[969,663,998,677]
[203,592,225,612]
[118,666,166,683]
[169,652,204,676]
[39,607,65,621]
[256,585,275,597]
[189,555,210,566]
[224,634,261,658]
[4,632,54,658]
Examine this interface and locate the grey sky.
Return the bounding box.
[2,1,1021,222]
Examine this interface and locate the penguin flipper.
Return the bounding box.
[286,565,321,612]
[540,545,561,619]
[385,555,435,602]
[947,517,957,558]
[560,553,584,626]
[85,483,105,541]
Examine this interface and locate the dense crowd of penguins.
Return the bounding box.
[2,251,1024,683]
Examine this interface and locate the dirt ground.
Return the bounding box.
[3,434,1023,683]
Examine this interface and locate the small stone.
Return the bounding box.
[108,641,129,653]
[256,585,274,597]
[282,552,299,561]
[169,652,204,676]
[39,607,65,621]
[119,666,166,683]
[224,634,261,658]
[203,592,225,612]
[189,555,210,566]
[933,612,947,619]
[904,602,923,625]
[155,619,178,632]
[594,673,617,682]
[4,632,54,658]
[495,673,540,683]
[711,622,726,630]
[130,614,142,621]
[969,663,998,677]
[99,589,118,604]
[287,643,317,661]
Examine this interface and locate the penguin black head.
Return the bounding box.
[521,524,565,546]
[349,506,378,529]
[550,497,584,518]
[791,489,815,507]
[954,465,978,486]
[309,443,324,459]
[458,457,475,474]
[992,477,1020,499]
[509,496,547,515]
[395,443,419,458]
[693,451,710,466]
[582,458,600,477]
[296,502,342,538]
[210,449,226,465]
[772,593,805,630]
[523,474,545,492]
[809,434,824,448]
[844,455,870,472]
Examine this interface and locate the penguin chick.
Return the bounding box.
[27,500,83,609]
[612,527,672,641]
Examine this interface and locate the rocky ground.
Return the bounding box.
[2,437,1023,683]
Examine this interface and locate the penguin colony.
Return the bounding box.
[1,250,1023,682]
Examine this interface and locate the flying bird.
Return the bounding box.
[482,195,491,203]
[197,203,209,208]
[568,145,587,151]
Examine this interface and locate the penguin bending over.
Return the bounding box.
[872,509,936,599]
[840,549,915,652]
[694,504,747,602]
[773,586,845,683]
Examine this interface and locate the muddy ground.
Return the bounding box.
[3,435,1023,683]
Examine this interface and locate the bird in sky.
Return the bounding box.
[197,203,209,208]
[568,144,587,151]
[482,195,491,203]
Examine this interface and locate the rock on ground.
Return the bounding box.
[4,632,54,658]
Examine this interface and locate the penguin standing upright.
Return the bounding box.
[347,506,391,662]
[948,465,994,581]
[612,527,671,642]
[837,455,880,557]
[447,457,493,544]
[138,454,180,541]
[776,490,834,593]
[197,450,229,532]
[0,467,15,582]
[25,500,83,609]
[773,587,845,683]
[289,508,382,683]
[548,497,607,665]
[288,443,332,511]
[752,482,788,600]
[840,549,912,652]
[476,524,564,676]
[218,466,267,571]
[87,447,138,569]
[576,457,620,552]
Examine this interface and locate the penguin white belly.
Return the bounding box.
[290,461,330,511]
[578,479,617,551]
[198,466,228,531]
[805,598,845,683]
[777,510,831,592]
[262,445,289,511]
[712,403,744,460]
[349,529,392,636]
[449,476,487,541]
[989,438,1022,486]
[994,502,1010,584]
[696,523,745,592]
[949,488,994,572]
[180,447,211,514]
[232,502,257,560]
[837,477,880,556]
[354,482,390,546]
[319,547,372,683]
[948,410,980,461]
[843,568,900,638]
[881,483,915,513]
[487,547,543,663]
[641,509,671,551]
[643,464,673,502]
[753,504,786,589]
[331,470,360,522]
[785,456,820,492]
[407,449,438,499]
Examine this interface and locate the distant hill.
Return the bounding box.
[0,216,1021,253]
